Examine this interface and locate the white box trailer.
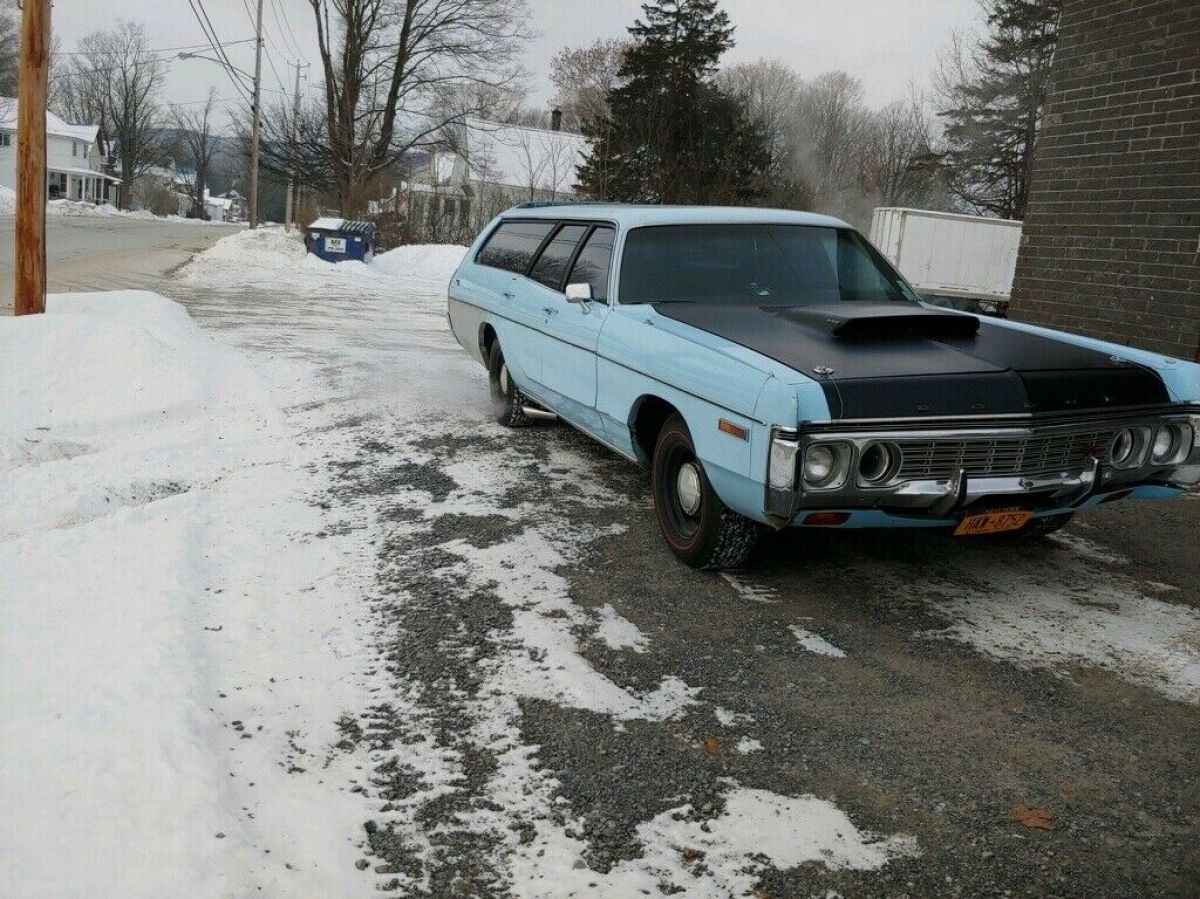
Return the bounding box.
[869,207,1023,311]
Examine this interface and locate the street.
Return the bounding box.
[0,214,238,309]
[169,232,1198,897]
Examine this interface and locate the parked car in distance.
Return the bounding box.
[447,204,1200,569]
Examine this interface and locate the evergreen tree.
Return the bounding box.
[577,0,770,204]
[937,0,1062,219]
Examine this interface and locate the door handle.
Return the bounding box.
[542,306,559,316]
[502,290,514,298]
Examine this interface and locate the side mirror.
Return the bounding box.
[565,282,593,303]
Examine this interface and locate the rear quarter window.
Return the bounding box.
[476,220,555,274]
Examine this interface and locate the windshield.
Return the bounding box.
[618,224,920,306]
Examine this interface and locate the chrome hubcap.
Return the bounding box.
[499,362,510,395]
[676,462,702,516]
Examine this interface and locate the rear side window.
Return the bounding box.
[566,226,615,302]
[476,220,554,273]
[529,224,588,289]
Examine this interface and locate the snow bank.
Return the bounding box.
[176,225,465,291]
[372,242,469,281]
[0,292,372,898]
[0,193,234,224]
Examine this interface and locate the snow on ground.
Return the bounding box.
[790,623,848,658]
[0,292,375,897]
[510,786,918,898]
[176,224,466,292]
[923,567,1200,703]
[593,603,650,652]
[720,572,779,604]
[0,184,14,214]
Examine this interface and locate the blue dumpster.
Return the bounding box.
[306,218,377,263]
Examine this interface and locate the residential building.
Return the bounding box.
[1008,0,1199,361]
[0,98,120,204]
[400,116,589,241]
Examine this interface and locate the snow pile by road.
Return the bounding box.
[0,194,232,223]
[176,225,465,291]
[0,292,373,898]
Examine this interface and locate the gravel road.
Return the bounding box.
[159,260,1199,899]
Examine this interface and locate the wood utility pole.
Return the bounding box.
[248,0,264,228]
[14,0,51,316]
[284,61,306,233]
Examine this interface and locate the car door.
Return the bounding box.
[472,219,556,388]
[534,224,615,432]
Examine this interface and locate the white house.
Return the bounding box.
[0,98,121,204]
[400,117,589,240]
[189,188,244,223]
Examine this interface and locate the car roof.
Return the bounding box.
[498,203,851,230]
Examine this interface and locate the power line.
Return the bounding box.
[270,0,305,58]
[187,0,253,102]
[240,0,289,96]
[53,39,255,58]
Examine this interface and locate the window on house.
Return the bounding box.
[72,142,78,157]
[0,132,11,147]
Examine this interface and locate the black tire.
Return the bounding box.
[487,342,530,428]
[651,414,759,570]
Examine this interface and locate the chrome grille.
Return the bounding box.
[895,430,1114,481]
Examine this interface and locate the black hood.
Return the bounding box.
[652,301,1170,419]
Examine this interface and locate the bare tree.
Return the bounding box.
[295,0,531,216]
[57,21,168,208]
[864,95,944,208]
[170,88,221,217]
[550,39,626,130]
[786,71,876,224]
[0,3,17,97]
[718,59,811,208]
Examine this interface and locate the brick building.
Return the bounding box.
[1008,0,1199,361]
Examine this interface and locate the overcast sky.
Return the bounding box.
[48,0,984,129]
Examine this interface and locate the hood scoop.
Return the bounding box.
[780,303,980,340]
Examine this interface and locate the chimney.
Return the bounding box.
[550,108,562,131]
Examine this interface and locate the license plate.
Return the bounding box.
[325,237,346,253]
[953,509,1032,536]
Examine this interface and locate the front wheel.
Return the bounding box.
[651,414,759,569]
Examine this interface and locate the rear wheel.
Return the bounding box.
[651,414,758,569]
[487,342,529,428]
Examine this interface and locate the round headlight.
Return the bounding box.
[1110,428,1136,467]
[858,442,896,484]
[1151,427,1176,463]
[803,444,836,486]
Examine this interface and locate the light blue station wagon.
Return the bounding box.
[448,203,1200,569]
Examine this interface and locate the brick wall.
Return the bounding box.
[1008,0,1200,361]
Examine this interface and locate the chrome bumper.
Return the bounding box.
[765,407,1200,521]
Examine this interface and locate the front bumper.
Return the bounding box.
[765,406,1200,523]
